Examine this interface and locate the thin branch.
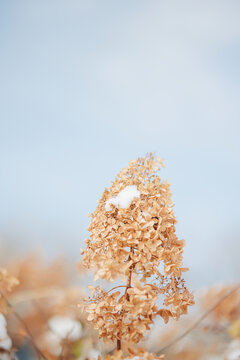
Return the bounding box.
[156,283,240,355]
[117,247,136,351]
[107,285,128,295]
[125,247,135,300]
[33,300,50,325]
[117,339,121,351]
[0,291,49,360]
[84,285,128,305]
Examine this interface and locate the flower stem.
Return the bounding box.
[117,339,121,350]
[116,247,135,351]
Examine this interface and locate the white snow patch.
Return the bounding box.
[44,330,62,356]
[0,314,12,351]
[226,339,240,360]
[88,348,101,359]
[105,185,140,211]
[46,315,82,356]
[48,315,82,340]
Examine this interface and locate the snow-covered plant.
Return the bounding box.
[81,154,194,353]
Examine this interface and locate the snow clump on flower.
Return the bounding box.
[226,339,240,360]
[105,185,140,211]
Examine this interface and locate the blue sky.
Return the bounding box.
[1,0,240,288]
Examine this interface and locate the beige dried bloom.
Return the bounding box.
[81,154,194,349]
[201,285,240,323]
[0,268,19,293]
[0,268,19,313]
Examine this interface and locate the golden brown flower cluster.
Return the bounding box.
[82,154,194,346]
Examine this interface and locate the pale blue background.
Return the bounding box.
[1,0,240,288]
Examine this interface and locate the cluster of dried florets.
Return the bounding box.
[81,154,194,348]
[151,284,240,359]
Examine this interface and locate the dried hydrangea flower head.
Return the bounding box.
[81,154,194,351]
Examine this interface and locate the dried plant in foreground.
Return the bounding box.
[151,284,240,359]
[81,154,194,356]
[5,255,92,360]
[0,268,19,358]
[201,284,240,325]
[0,268,19,313]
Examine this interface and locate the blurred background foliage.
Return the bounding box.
[1,0,240,291]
